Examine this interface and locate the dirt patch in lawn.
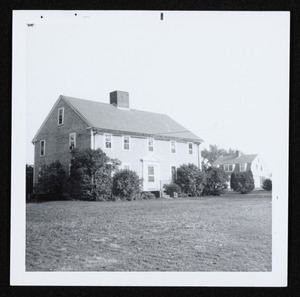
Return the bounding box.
[26,193,272,271]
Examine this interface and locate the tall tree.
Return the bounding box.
[201,144,240,168]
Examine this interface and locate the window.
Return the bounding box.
[58,108,64,125]
[123,136,130,150]
[188,142,193,155]
[69,133,76,150]
[256,164,258,170]
[240,163,246,171]
[40,140,45,156]
[123,164,131,170]
[148,138,154,152]
[171,166,177,182]
[224,164,234,172]
[170,141,176,153]
[148,166,155,182]
[261,165,263,171]
[69,163,72,175]
[104,134,112,149]
[106,163,113,177]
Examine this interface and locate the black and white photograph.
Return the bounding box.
[11,10,289,286]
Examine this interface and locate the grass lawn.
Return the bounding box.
[26,190,272,271]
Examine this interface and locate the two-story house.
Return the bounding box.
[32,91,203,195]
[212,151,269,188]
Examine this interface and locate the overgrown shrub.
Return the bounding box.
[67,148,120,201]
[262,178,272,191]
[35,161,67,199]
[141,192,156,200]
[163,183,181,198]
[175,164,205,197]
[231,171,255,194]
[112,169,142,201]
[202,167,228,196]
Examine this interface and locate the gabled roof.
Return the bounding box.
[61,95,202,143]
[212,154,258,166]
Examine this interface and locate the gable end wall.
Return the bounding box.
[33,98,91,184]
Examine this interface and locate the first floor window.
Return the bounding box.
[148,166,155,182]
[69,133,76,150]
[171,166,177,182]
[123,136,130,150]
[105,134,112,149]
[188,142,193,155]
[224,164,233,172]
[40,140,45,156]
[170,141,176,153]
[240,163,246,171]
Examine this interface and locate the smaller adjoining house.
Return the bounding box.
[212,151,269,188]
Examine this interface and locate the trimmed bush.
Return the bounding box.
[163,183,181,198]
[262,179,272,191]
[231,171,255,194]
[112,169,142,201]
[35,161,67,199]
[67,148,120,201]
[175,164,205,197]
[202,167,228,196]
[141,192,156,200]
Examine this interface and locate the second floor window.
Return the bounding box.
[170,141,176,153]
[148,138,154,152]
[224,164,233,172]
[188,142,193,155]
[123,136,130,150]
[40,140,45,157]
[69,133,76,150]
[105,134,112,149]
[58,108,64,125]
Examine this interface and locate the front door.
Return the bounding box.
[143,163,160,191]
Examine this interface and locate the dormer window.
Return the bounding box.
[58,108,64,125]
[224,164,234,172]
[170,141,176,153]
[240,163,246,171]
[69,133,76,150]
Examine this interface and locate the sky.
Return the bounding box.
[25,11,290,174]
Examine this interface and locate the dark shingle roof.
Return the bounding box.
[62,95,202,143]
[212,154,258,166]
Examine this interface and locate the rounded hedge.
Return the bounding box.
[112,169,142,200]
[262,178,272,191]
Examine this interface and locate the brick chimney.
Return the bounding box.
[235,150,242,158]
[110,91,129,109]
